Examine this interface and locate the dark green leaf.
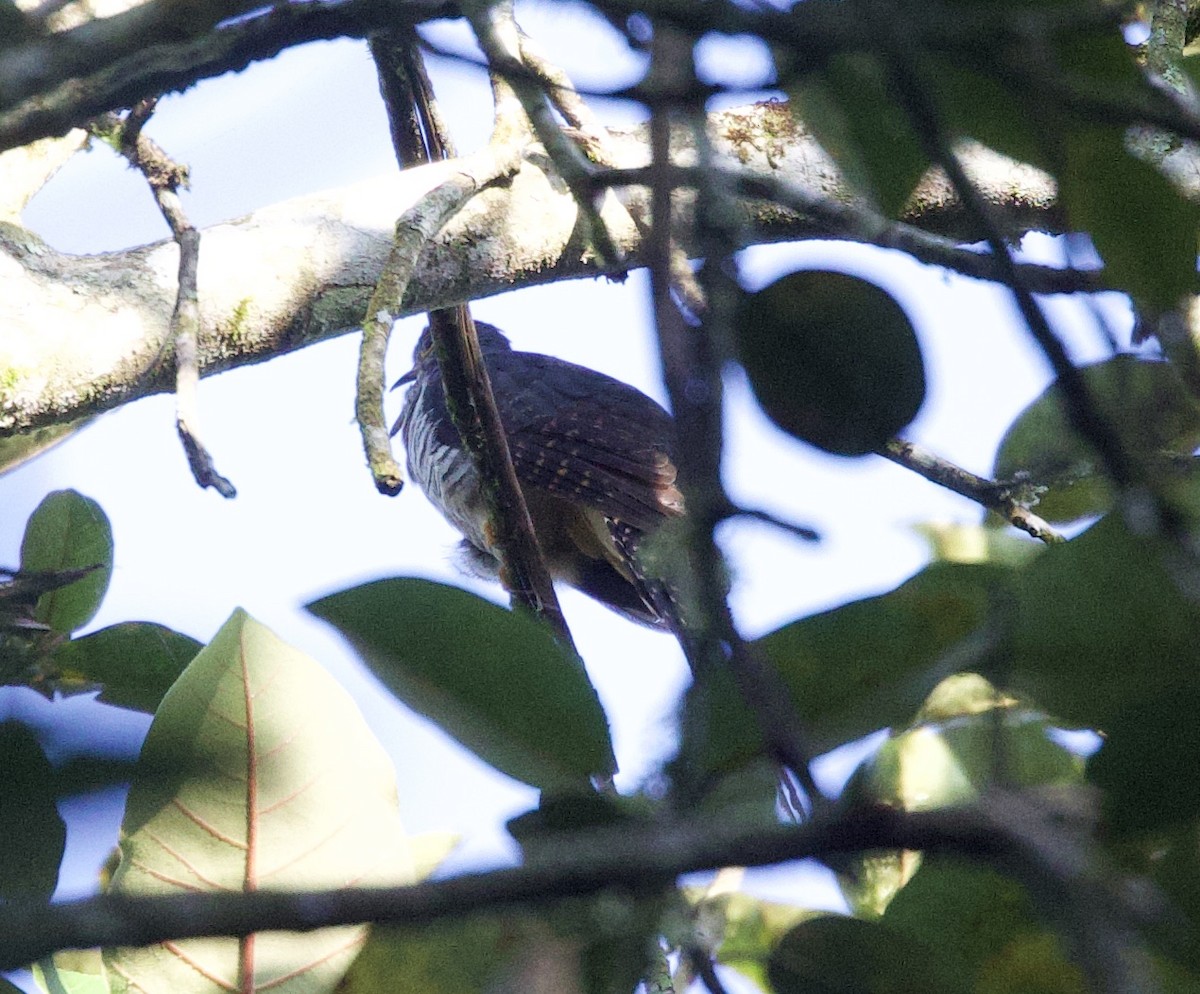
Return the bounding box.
[885,859,1085,994]
[1009,514,1200,729]
[53,622,202,713]
[0,721,65,902]
[1060,128,1199,313]
[735,271,925,456]
[1088,684,1200,833]
[993,356,1200,523]
[1009,514,1200,832]
[930,59,1045,168]
[757,562,1004,754]
[786,54,928,216]
[19,491,112,634]
[768,915,960,994]
[308,579,616,788]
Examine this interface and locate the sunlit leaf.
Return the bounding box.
[705,891,815,992]
[0,721,65,902]
[735,271,925,456]
[103,609,419,994]
[19,491,112,635]
[53,622,202,713]
[308,578,615,789]
[33,952,108,994]
[0,420,87,478]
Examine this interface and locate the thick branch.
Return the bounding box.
[0,0,455,154]
[0,104,1071,437]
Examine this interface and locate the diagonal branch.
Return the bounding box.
[880,438,1063,544]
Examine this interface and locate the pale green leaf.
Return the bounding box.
[103,609,419,994]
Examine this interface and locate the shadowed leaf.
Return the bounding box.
[308,578,615,788]
[735,271,925,456]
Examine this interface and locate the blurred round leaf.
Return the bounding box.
[308,578,615,788]
[19,490,112,635]
[735,271,925,456]
[994,356,1200,523]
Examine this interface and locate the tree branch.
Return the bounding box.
[0,0,455,154]
[0,103,1080,439]
[109,98,236,497]
[0,797,1145,973]
[880,438,1063,544]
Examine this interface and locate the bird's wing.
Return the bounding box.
[493,353,684,532]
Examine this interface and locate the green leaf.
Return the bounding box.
[53,622,202,713]
[767,915,960,994]
[757,562,1004,754]
[786,55,928,216]
[1009,514,1200,729]
[0,420,87,477]
[885,859,1085,994]
[338,919,515,994]
[1060,128,1199,313]
[1087,684,1200,834]
[1009,514,1200,832]
[735,271,925,456]
[930,59,1045,169]
[993,356,1200,523]
[104,609,419,994]
[835,682,1081,916]
[19,491,113,634]
[308,578,616,788]
[0,721,65,902]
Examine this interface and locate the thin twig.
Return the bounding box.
[687,949,732,994]
[590,162,1117,296]
[645,26,823,805]
[366,28,574,646]
[882,53,1139,495]
[880,438,1064,545]
[722,504,820,543]
[461,0,623,269]
[110,99,235,497]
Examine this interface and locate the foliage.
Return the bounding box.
[4,0,1200,993]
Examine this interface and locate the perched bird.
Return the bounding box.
[392,322,684,628]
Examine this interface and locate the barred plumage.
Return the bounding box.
[392,322,684,628]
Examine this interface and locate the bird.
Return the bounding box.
[391,322,685,629]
